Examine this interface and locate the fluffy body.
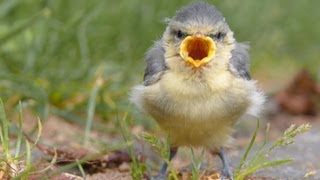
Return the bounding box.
[132,74,264,149]
[130,2,264,150]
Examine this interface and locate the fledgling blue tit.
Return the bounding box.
[130,2,265,179]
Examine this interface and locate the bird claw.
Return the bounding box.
[151,174,167,180]
[221,168,233,180]
[221,177,234,180]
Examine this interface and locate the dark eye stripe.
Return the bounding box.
[174,30,187,39]
[209,32,225,41]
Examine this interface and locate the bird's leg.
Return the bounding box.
[211,148,233,180]
[152,146,178,180]
[218,148,233,180]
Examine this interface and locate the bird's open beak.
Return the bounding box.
[180,35,215,67]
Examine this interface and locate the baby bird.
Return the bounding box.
[130,2,264,179]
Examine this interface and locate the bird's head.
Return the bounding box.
[162,2,235,70]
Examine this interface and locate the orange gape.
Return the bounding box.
[180,36,215,67]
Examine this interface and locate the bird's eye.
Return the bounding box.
[209,32,225,41]
[216,32,223,39]
[175,30,187,39]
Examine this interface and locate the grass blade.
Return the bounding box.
[119,113,145,180]
[30,118,42,150]
[83,85,99,145]
[237,159,293,180]
[235,119,260,176]
[23,140,31,179]
[0,99,10,159]
[190,148,204,180]
[0,8,50,46]
[248,123,270,166]
[30,149,57,175]
[142,132,178,180]
[0,0,20,18]
[83,69,104,145]
[119,113,133,156]
[76,159,86,178]
[14,101,23,158]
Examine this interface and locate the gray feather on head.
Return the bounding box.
[172,2,226,26]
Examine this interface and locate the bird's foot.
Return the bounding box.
[220,167,233,180]
[151,173,167,180]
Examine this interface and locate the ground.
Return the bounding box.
[17,102,319,180]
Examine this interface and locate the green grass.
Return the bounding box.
[120,113,146,180]
[0,99,49,179]
[142,132,179,179]
[235,120,311,180]
[190,148,204,180]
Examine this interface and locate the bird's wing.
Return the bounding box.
[143,41,167,86]
[229,42,251,80]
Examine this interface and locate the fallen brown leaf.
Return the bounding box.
[276,69,320,115]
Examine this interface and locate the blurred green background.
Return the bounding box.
[0,0,319,126]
